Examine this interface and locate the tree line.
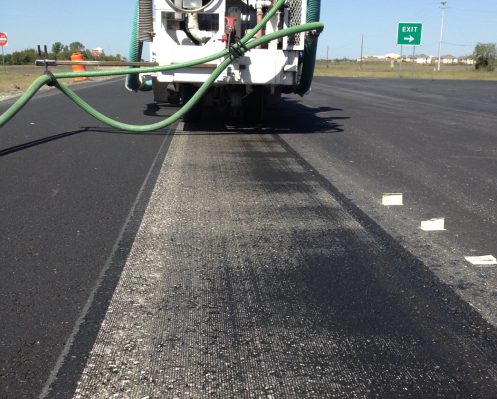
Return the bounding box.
[320,43,496,72]
[473,43,496,71]
[2,42,124,65]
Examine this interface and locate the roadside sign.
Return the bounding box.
[0,32,8,47]
[397,23,422,46]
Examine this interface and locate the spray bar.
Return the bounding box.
[35,60,160,67]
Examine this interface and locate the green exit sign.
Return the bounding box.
[397,22,423,46]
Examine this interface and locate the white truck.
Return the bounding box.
[127,0,320,121]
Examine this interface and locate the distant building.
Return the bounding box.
[385,53,401,60]
[357,53,400,62]
[356,53,474,66]
[91,47,104,57]
[441,55,458,64]
[458,56,475,65]
[415,54,433,64]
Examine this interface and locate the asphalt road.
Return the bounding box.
[281,77,497,325]
[0,79,176,397]
[1,77,497,398]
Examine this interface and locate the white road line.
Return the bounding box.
[420,218,446,231]
[465,255,497,266]
[382,193,403,206]
[38,130,174,399]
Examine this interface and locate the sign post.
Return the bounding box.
[397,23,422,77]
[0,32,8,72]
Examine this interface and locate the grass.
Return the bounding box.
[315,60,497,80]
[1,61,496,98]
[0,65,120,97]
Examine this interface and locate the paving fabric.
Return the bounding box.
[73,124,497,398]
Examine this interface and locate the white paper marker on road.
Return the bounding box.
[382,193,403,206]
[420,218,446,231]
[465,255,497,266]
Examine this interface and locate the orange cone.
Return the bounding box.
[70,52,87,81]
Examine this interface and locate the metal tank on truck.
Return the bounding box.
[126,0,322,121]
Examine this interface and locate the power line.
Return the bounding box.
[448,6,497,15]
[442,41,474,48]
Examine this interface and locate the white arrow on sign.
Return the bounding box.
[404,35,415,43]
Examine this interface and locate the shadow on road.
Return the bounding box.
[0,128,92,157]
[181,98,349,135]
[143,102,179,117]
[0,127,167,157]
[264,98,348,134]
[1,98,347,156]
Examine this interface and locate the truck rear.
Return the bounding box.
[128,0,320,121]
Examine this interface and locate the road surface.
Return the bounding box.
[1,77,497,398]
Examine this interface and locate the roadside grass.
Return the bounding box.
[1,61,496,98]
[315,60,497,80]
[0,65,120,97]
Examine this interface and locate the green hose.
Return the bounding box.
[296,0,321,96]
[0,0,323,132]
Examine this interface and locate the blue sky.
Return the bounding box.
[1,1,497,59]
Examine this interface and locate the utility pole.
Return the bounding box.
[360,34,364,69]
[400,45,403,77]
[437,1,447,71]
[327,45,329,68]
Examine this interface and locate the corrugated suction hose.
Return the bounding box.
[296,0,321,96]
[126,0,153,91]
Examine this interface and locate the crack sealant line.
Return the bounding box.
[38,126,176,399]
